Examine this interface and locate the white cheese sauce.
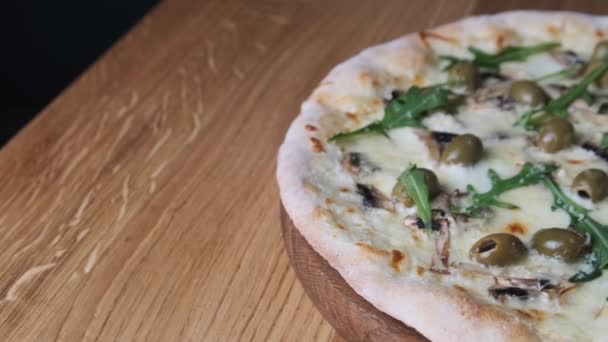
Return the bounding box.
[335,48,608,341]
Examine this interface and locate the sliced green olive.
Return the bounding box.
[532,228,588,262]
[470,233,527,266]
[440,134,483,166]
[537,118,574,153]
[572,168,608,203]
[448,62,478,90]
[592,40,608,61]
[508,80,547,107]
[391,168,440,207]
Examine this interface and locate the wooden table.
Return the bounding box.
[1,0,607,340]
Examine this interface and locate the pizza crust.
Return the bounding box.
[277,11,608,341]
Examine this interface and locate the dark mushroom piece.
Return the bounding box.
[582,142,608,163]
[537,118,575,153]
[532,228,588,262]
[356,183,394,211]
[341,152,379,175]
[440,134,483,166]
[572,168,608,203]
[391,168,440,207]
[469,233,527,266]
[509,80,548,107]
[448,61,478,90]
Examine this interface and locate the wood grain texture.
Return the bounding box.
[0,0,606,340]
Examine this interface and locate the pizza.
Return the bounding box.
[277,11,608,341]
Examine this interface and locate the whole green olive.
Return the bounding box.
[440,134,483,166]
[508,80,547,107]
[572,168,608,203]
[592,41,608,61]
[448,62,478,90]
[470,233,527,266]
[584,60,608,88]
[391,168,440,207]
[532,228,588,262]
[537,118,575,153]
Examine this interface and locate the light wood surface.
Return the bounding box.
[1,0,607,340]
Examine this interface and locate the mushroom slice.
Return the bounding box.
[488,276,574,302]
[355,183,394,211]
[550,50,585,68]
[430,217,450,274]
[341,152,379,175]
[472,81,514,110]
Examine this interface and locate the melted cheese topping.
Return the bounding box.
[329,49,608,340]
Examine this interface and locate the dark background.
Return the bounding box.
[0,1,159,146]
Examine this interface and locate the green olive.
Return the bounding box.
[448,62,478,90]
[572,168,608,203]
[532,228,588,262]
[391,168,440,207]
[584,60,608,88]
[508,80,547,107]
[470,233,527,266]
[537,118,574,153]
[592,41,608,61]
[440,134,483,166]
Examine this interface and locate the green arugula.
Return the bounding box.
[601,133,608,150]
[397,165,432,229]
[469,42,560,70]
[517,62,608,130]
[453,163,558,216]
[329,85,461,142]
[440,42,559,71]
[541,176,608,282]
[534,66,579,82]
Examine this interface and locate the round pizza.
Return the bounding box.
[277,11,608,341]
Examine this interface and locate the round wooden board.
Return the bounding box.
[281,206,428,341]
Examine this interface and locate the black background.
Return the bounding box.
[0,1,159,146]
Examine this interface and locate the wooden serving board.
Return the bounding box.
[281,206,428,341]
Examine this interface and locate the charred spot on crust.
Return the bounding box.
[342,152,380,175]
[356,183,384,209]
[391,250,405,272]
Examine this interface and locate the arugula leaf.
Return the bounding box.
[440,42,559,71]
[517,62,608,130]
[454,163,558,216]
[397,165,432,229]
[439,55,464,71]
[541,176,608,283]
[329,85,461,142]
[601,133,608,150]
[535,66,579,82]
[468,42,560,70]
